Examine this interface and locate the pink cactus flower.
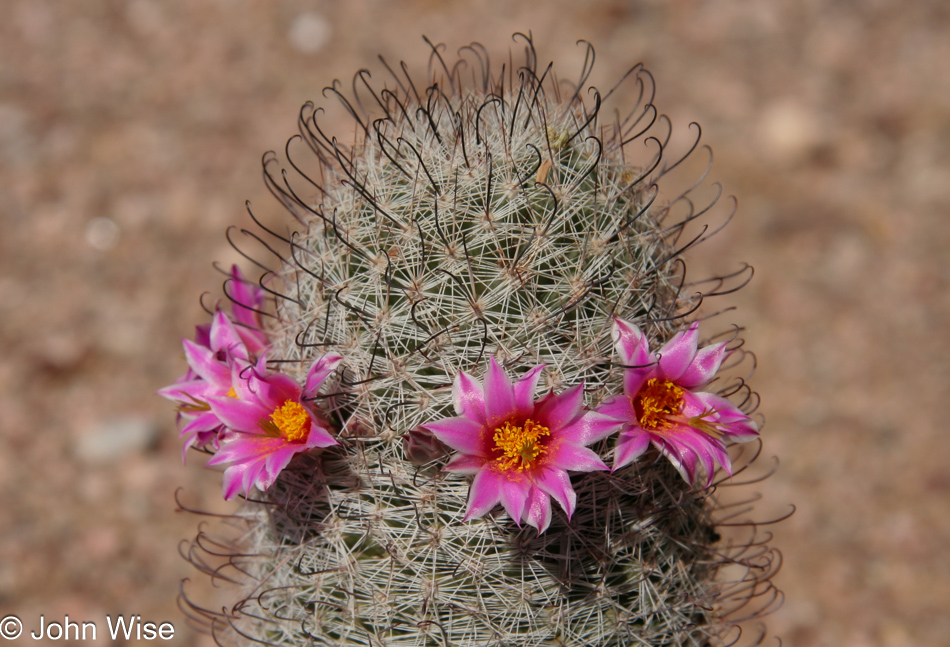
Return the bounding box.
[157,311,253,458]
[206,353,343,499]
[424,358,620,533]
[598,318,759,486]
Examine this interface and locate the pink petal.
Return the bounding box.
[524,486,552,533]
[226,359,258,403]
[558,410,623,446]
[228,265,265,327]
[654,436,698,484]
[677,342,729,389]
[689,392,759,441]
[534,383,583,432]
[221,463,250,500]
[512,365,545,419]
[263,444,304,481]
[464,468,504,521]
[179,412,223,463]
[548,441,608,473]
[183,339,229,384]
[304,422,338,448]
[194,323,211,349]
[613,428,651,469]
[656,322,699,381]
[242,459,270,494]
[444,454,486,474]
[208,397,270,434]
[624,366,654,401]
[210,311,249,361]
[666,425,731,486]
[180,411,221,436]
[236,326,269,356]
[498,476,531,527]
[304,354,343,398]
[484,357,516,425]
[710,440,734,478]
[534,468,577,518]
[596,395,636,424]
[612,318,652,367]
[254,372,303,411]
[687,433,717,488]
[453,371,486,423]
[424,417,487,456]
[157,378,211,403]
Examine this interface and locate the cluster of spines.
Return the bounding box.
[178,34,780,647]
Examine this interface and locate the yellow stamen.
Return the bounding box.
[492,418,550,471]
[634,378,685,431]
[226,386,238,399]
[270,399,311,442]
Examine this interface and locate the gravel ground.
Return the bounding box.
[1,2,948,646]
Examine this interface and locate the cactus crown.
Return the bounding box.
[179,34,779,647]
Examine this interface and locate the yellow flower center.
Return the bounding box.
[634,378,685,431]
[492,418,550,471]
[226,386,238,398]
[270,399,311,442]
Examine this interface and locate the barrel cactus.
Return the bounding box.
[168,34,780,647]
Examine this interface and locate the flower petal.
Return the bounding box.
[612,318,652,367]
[656,322,699,381]
[669,425,730,486]
[304,422,338,448]
[210,311,249,361]
[444,454,486,474]
[463,468,504,521]
[180,411,221,436]
[254,371,302,411]
[689,392,759,441]
[228,265,265,326]
[483,356,516,425]
[263,444,304,482]
[548,441,608,473]
[453,371,486,423]
[208,397,270,434]
[194,323,211,349]
[498,476,531,527]
[535,468,577,519]
[304,353,343,398]
[513,365,545,419]
[677,341,729,389]
[654,436,698,484]
[613,427,651,469]
[242,458,270,494]
[157,378,213,404]
[183,339,229,384]
[596,395,635,424]
[524,486,553,533]
[424,417,487,456]
[534,383,583,432]
[221,462,251,500]
[624,366,654,401]
[558,409,622,446]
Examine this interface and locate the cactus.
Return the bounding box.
[175,35,780,647]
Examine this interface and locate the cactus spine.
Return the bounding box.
[182,36,777,647]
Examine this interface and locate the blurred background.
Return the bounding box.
[1,1,948,645]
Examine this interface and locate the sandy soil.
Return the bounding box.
[1,1,948,646]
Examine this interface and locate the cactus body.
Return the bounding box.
[181,37,776,647]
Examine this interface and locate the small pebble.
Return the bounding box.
[288,12,331,55]
[75,417,159,463]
